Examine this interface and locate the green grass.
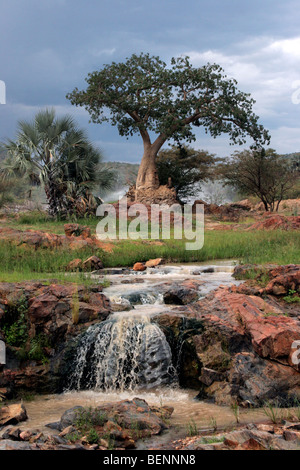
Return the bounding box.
[0,220,298,284]
[3,211,99,235]
[99,230,300,267]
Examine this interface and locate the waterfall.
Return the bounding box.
[68,314,177,392]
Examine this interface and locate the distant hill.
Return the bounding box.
[101,161,139,201]
[103,161,139,187]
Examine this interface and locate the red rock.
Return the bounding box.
[283,430,300,441]
[194,286,300,365]
[82,256,103,271]
[133,262,146,271]
[241,438,267,450]
[246,214,300,231]
[264,268,300,296]
[223,438,239,448]
[256,424,274,433]
[0,226,112,252]
[20,430,32,441]
[64,224,91,239]
[0,404,28,426]
[145,258,165,268]
[66,258,83,271]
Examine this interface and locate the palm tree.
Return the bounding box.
[1,109,114,217]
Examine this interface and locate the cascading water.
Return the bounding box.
[67,263,239,393]
[68,313,177,392]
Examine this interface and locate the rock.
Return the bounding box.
[20,430,32,441]
[0,226,112,252]
[99,438,109,448]
[194,340,231,373]
[27,283,111,326]
[0,388,9,399]
[241,438,268,450]
[110,299,132,312]
[0,281,112,395]
[233,264,277,280]
[127,185,177,205]
[264,266,300,296]
[256,424,274,433]
[163,286,199,305]
[0,440,32,450]
[246,215,300,231]
[59,406,84,431]
[64,224,91,239]
[0,427,13,439]
[223,438,239,448]
[133,262,146,272]
[229,352,300,406]
[31,432,45,443]
[82,256,103,271]
[205,381,233,406]
[61,398,173,447]
[54,443,86,450]
[121,278,144,284]
[89,444,99,450]
[199,367,224,387]
[66,259,83,272]
[283,430,300,441]
[8,427,22,440]
[0,403,28,426]
[230,199,253,211]
[145,258,165,268]
[59,426,76,437]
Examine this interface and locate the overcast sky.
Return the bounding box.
[1,0,300,162]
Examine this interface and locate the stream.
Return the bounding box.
[16,261,268,444]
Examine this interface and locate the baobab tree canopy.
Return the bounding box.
[67,53,270,199]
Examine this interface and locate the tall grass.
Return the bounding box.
[100,231,300,267]
[0,229,298,283]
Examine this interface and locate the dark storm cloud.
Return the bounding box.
[1,0,300,160]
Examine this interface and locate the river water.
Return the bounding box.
[17,261,268,440]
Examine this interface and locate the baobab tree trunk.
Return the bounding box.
[136,149,160,191]
[131,135,177,205]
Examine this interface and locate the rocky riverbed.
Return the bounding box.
[0,261,299,450]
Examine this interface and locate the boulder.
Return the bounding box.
[66,259,83,272]
[133,262,146,272]
[0,440,32,450]
[0,227,112,252]
[64,224,91,239]
[0,403,28,426]
[163,286,199,305]
[264,267,300,296]
[145,258,165,268]
[52,398,173,449]
[246,214,300,231]
[81,256,103,271]
[127,185,178,206]
[0,281,112,395]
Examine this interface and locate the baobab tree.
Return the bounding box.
[67,53,270,202]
